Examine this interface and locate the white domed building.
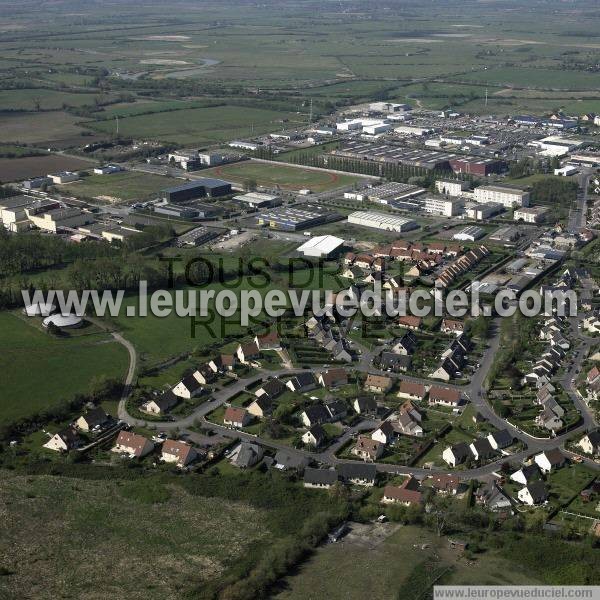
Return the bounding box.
[42,313,83,330]
[24,302,56,317]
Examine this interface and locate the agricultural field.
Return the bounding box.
[202,160,362,192]
[0,89,114,111]
[0,312,128,427]
[0,154,95,182]
[88,105,302,145]
[274,525,543,600]
[0,471,270,599]
[60,171,172,202]
[0,111,93,145]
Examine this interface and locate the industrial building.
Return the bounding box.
[449,157,505,176]
[347,211,418,233]
[22,176,52,189]
[176,226,221,247]
[229,140,259,151]
[489,226,520,243]
[453,226,485,242]
[233,192,280,208]
[160,178,231,203]
[394,125,435,137]
[93,164,123,175]
[369,102,411,113]
[474,185,530,208]
[296,235,345,258]
[331,141,459,170]
[424,197,464,217]
[514,206,550,224]
[48,171,80,184]
[435,179,468,197]
[530,136,583,157]
[256,207,340,231]
[28,207,91,233]
[358,182,425,205]
[466,203,504,221]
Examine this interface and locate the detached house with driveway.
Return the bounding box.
[223,406,252,429]
[534,448,566,474]
[43,427,81,453]
[112,431,154,458]
[578,430,600,457]
[442,442,470,467]
[172,374,203,399]
[352,435,384,461]
[161,439,197,467]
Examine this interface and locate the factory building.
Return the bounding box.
[22,176,52,189]
[435,179,468,197]
[256,207,340,231]
[369,102,411,113]
[466,202,504,221]
[48,171,80,184]
[296,235,345,258]
[233,192,280,208]
[229,141,259,151]
[514,206,550,224]
[394,125,435,137]
[453,226,485,242]
[27,207,91,233]
[424,197,464,217]
[449,157,505,176]
[489,226,520,244]
[347,211,418,233]
[160,178,231,203]
[474,185,530,208]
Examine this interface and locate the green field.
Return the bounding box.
[0,470,270,598]
[0,312,128,426]
[0,111,91,144]
[202,160,361,192]
[88,105,301,145]
[274,525,543,600]
[61,171,173,202]
[0,89,114,111]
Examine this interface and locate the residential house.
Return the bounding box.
[112,431,154,458]
[255,330,281,351]
[75,407,109,432]
[534,449,566,474]
[338,463,377,487]
[442,442,470,467]
[192,365,215,386]
[318,368,348,388]
[145,391,179,415]
[429,386,461,407]
[237,341,260,364]
[397,381,427,402]
[286,372,317,393]
[43,427,81,452]
[255,378,286,400]
[476,481,512,512]
[325,400,347,422]
[172,374,203,399]
[354,254,374,269]
[372,420,400,445]
[396,409,424,437]
[379,352,411,372]
[365,374,393,394]
[161,439,197,467]
[301,404,331,427]
[382,477,423,506]
[397,315,422,331]
[353,396,378,415]
[302,424,327,448]
[430,474,460,496]
[247,396,273,419]
[223,406,252,428]
[273,450,309,472]
[303,467,339,489]
[577,430,600,457]
[487,429,514,451]
[518,481,548,506]
[352,435,384,461]
[510,464,541,486]
[391,332,417,355]
[469,438,495,461]
[229,442,263,468]
[208,354,237,373]
[441,319,465,336]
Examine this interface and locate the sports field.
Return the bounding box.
[61,171,172,202]
[0,312,128,427]
[203,160,362,192]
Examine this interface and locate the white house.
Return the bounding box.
[534,449,565,474]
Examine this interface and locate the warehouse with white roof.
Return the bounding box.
[296,235,345,258]
[347,211,418,233]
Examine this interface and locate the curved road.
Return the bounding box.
[112,312,598,480]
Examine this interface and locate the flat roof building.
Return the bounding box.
[424,197,464,217]
[474,185,530,208]
[233,192,280,208]
[256,207,340,231]
[514,206,550,224]
[435,179,468,197]
[160,178,231,203]
[466,202,504,221]
[347,210,418,233]
[449,157,505,176]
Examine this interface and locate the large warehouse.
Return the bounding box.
[347,211,418,232]
[256,207,340,231]
[449,157,506,176]
[160,178,232,203]
[296,235,345,258]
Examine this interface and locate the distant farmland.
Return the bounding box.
[0,154,95,182]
